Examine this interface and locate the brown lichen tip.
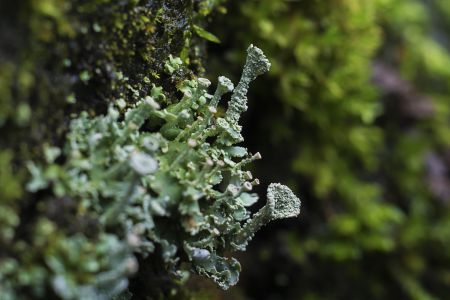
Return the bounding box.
[267,183,301,220]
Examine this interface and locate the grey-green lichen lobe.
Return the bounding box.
[210,76,234,108]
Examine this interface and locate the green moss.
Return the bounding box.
[208,0,450,298]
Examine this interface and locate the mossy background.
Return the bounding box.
[206,0,450,299]
[1,0,450,299]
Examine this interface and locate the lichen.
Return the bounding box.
[18,46,300,297]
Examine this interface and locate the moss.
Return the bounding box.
[207,0,450,299]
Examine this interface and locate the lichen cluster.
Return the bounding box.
[0,1,234,298]
[9,45,300,298]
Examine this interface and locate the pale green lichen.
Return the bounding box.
[23,45,300,296]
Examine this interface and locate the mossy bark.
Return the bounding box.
[0,0,223,298]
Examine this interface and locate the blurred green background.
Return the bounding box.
[201,0,450,299]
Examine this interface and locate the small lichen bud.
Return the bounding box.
[44,145,61,163]
[184,89,193,98]
[188,139,197,148]
[179,109,190,120]
[142,136,160,152]
[198,96,207,105]
[129,152,158,175]
[108,106,120,120]
[116,98,127,109]
[206,158,214,167]
[242,182,253,192]
[124,257,139,274]
[144,96,160,110]
[127,233,141,247]
[252,152,262,160]
[208,106,217,114]
[133,223,146,235]
[218,76,235,93]
[226,184,240,197]
[191,248,211,263]
[88,133,103,148]
[197,78,212,89]
[210,76,234,108]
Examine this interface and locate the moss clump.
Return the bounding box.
[207,0,450,299]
